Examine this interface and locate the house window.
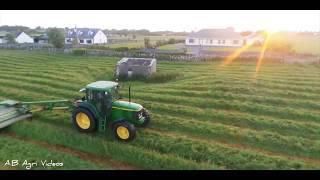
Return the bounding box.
[210,40,213,44]
[218,40,221,44]
[86,40,92,44]
[233,40,239,44]
[188,39,194,43]
[66,38,72,43]
[80,39,84,43]
[222,40,225,44]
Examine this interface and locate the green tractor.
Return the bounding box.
[72,81,150,142]
[0,81,151,142]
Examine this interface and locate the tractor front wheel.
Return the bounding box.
[72,108,97,133]
[112,121,136,142]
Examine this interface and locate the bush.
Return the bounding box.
[155,38,185,48]
[266,38,295,54]
[113,47,129,52]
[72,48,86,56]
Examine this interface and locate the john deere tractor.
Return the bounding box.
[0,81,150,142]
[72,81,150,142]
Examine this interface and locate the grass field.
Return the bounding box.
[157,43,185,50]
[106,35,185,49]
[0,49,320,169]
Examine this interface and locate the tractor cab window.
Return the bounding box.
[87,90,94,101]
[110,88,119,101]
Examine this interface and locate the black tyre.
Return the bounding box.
[72,107,97,133]
[112,121,136,142]
[136,108,151,128]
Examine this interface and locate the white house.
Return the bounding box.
[15,32,34,43]
[65,28,108,45]
[185,28,244,47]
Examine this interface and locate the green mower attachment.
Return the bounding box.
[0,99,70,129]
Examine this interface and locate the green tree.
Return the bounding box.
[72,38,79,46]
[5,33,16,44]
[144,37,151,48]
[168,38,176,44]
[48,28,65,48]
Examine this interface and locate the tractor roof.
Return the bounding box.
[85,81,118,91]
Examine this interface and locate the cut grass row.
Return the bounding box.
[138,88,320,111]
[131,92,320,124]
[0,135,104,170]
[7,121,218,170]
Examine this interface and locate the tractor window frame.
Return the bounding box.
[86,89,94,101]
[109,88,119,102]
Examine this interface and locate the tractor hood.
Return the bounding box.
[112,100,143,112]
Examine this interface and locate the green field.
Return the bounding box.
[106,35,185,49]
[1,49,320,169]
[158,43,185,50]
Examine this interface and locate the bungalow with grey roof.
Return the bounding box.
[65,28,107,45]
[186,28,245,47]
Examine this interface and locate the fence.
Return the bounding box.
[0,43,53,50]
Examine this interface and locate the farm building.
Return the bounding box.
[15,32,34,43]
[185,28,244,47]
[32,34,49,44]
[115,58,157,78]
[65,28,108,45]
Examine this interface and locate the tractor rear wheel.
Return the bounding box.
[112,121,136,142]
[72,108,97,133]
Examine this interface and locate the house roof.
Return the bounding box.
[32,33,49,40]
[65,28,101,39]
[85,81,118,91]
[188,28,243,39]
[15,32,33,38]
[245,32,265,38]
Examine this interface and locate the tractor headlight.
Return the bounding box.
[135,110,145,121]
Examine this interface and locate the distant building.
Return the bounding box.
[115,58,157,78]
[15,32,34,43]
[65,28,108,45]
[185,28,244,47]
[32,34,49,44]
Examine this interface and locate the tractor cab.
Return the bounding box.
[81,81,119,116]
[72,81,150,142]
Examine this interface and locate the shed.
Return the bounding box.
[115,58,157,78]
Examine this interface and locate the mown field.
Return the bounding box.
[0,49,320,170]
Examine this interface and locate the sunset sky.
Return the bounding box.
[0,10,319,32]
